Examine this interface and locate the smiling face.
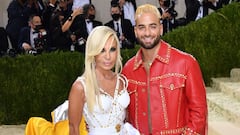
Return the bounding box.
[135,12,163,49]
[95,36,118,71]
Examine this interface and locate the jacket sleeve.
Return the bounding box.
[18,27,31,50]
[184,56,208,135]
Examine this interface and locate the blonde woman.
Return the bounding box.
[68,26,139,135]
[25,26,139,135]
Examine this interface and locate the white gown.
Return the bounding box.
[77,74,140,135]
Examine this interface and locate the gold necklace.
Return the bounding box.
[144,61,153,67]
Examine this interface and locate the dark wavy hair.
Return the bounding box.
[82,4,95,17]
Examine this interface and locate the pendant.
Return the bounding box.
[115,124,121,132]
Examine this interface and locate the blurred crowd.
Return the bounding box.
[0,0,237,57]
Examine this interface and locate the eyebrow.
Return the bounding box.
[137,23,158,27]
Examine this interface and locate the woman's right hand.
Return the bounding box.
[49,0,57,5]
[72,8,83,17]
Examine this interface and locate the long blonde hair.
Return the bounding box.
[83,26,122,112]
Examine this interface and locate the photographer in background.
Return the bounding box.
[42,0,73,31]
[6,0,45,55]
[56,4,83,52]
[158,0,178,35]
[105,3,135,49]
[18,14,50,55]
[46,0,76,51]
[69,3,102,53]
[185,0,231,24]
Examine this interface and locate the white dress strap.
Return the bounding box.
[119,74,128,90]
[113,74,120,98]
[76,76,87,92]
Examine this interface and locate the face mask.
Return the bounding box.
[34,25,44,31]
[88,14,95,21]
[111,13,121,21]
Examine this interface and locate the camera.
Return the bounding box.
[33,25,47,54]
[78,37,86,46]
[27,49,38,56]
[71,37,86,46]
[70,37,86,52]
[163,0,178,18]
[33,31,47,54]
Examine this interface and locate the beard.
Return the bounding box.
[137,35,161,49]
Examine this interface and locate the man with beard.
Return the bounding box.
[122,4,207,135]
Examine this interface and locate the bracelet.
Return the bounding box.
[68,15,73,21]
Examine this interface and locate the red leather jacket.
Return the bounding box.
[123,40,207,135]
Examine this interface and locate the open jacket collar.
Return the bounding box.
[133,40,171,70]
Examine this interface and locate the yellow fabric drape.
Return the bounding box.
[25,116,88,135]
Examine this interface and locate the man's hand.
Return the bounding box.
[162,12,172,20]
[49,0,57,5]
[22,43,33,51]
